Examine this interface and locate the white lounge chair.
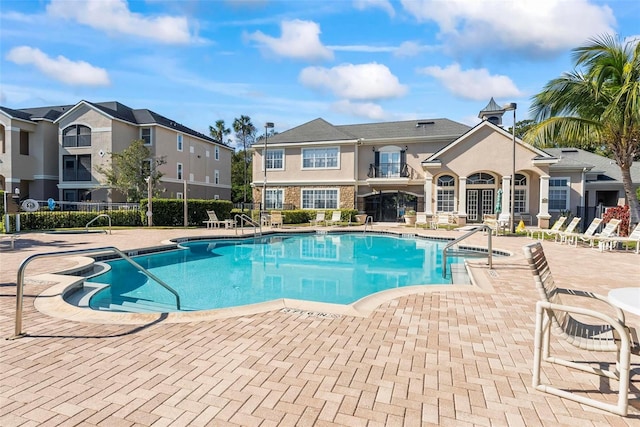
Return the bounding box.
[414,212,428,228]
[561,217,602,247]
[431,213,452,230]
[523,242,639,416]
[203,210,225,228]
[526,216,566,240]
[551,217,581,243]
[326,211,342,226]
[599,222,640,253]
[309,211,326,226]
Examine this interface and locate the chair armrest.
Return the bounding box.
[536,300,630,345]
[556,287,626,325]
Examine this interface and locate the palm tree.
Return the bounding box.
[233,115,256,205]
[528,34,640,224]
[209,119,230,145]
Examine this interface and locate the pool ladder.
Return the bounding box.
[85,213,112,234]
[11,246,181,339]
[234,213,261,237]
[363,216,374,233]
[442,225,493,279]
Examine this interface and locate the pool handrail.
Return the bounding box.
[442,225,493,279]
[234,213,261,236]
[363,216,374,233]
[85,213,112,234]
[11,245,181,339]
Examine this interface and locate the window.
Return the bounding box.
[177,134,183,151]
[302,189,338,209]
[265,149,284,170]
[20,130,29,155]
[514,173,528,213]
[214,194,220,200]
[141,127,152,145]
[206,150,210,158]
[177,163,183,180]
[549,177,570,210]
[63,155,91,181]
[214,170,219,184]
[436,175,455,212]
[62,125,91,147]
[266,189,283,209]
[302,147,339,169]
[467,172,495,185]
[378,151,401,177]
[215,146,219,160]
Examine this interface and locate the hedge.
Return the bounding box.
[140,198,234,226]
[231,209,359,225]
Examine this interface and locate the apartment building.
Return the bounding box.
[252,100,639,228]
[0,100,233,203]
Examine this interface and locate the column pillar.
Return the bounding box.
[424,175,433,215]
[457,176,467,226]
[501,176,511,219]
[538,175,551,228]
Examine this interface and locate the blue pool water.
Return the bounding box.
[87,233,470,312]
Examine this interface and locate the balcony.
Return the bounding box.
[366,162,419,186]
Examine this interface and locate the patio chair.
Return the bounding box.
[0,234,19,250]
[431,213,452,230]
[523,242,639,416]
[309,211,326,226]
[598,222,640,254]
[551,217,581,243]
[270,211,283,228]
[560,217,602,247]
[203,210,225,228]
[326,211,342,226]
[526,216,566,240]
[415,212,428,228]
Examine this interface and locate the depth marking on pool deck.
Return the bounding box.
[280,308,342,319]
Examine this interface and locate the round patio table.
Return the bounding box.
[608,287,640,317]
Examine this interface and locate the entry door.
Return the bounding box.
[466,189,494,222]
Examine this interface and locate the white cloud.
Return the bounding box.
[400,0,616,56]
[299,63,407,100]
[393,41,438,57]
[46,0,193,44]
[418,63,521,101]
[6,46,110,86]
[333,100,387,120]
[353,0,395,17]
[246,19,334,61]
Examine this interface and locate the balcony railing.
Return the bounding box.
[368,162,419,179]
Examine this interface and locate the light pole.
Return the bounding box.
[145,176,153,227]
[262,122,274,210]
[503,103,517,233]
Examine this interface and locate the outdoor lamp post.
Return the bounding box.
[262,122,274,210]
[503,103,517,233]
[145,176,153,227]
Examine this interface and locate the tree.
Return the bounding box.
[509,119,536,139]
[232,115,256,205]
[231,149,251,203]
[96,139,166,202]
[527,34,640,224]
[209,119,231,145]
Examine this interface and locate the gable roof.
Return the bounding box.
[0,105,72,122]
[52,100,222,146]
[259,117,471,145]
[546,147,640,183]
[422,120,555,164]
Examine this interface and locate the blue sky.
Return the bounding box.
[1,0,638,147]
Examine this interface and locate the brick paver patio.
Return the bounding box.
[1,225,638,426]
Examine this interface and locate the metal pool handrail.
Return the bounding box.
[363,216,374,233]
[11,246,181,339]
[442,225,493,279]
[85,213,112,234]
[234,213,261,236]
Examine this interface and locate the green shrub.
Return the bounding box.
[17,210,143,230]
[140,198,234,226]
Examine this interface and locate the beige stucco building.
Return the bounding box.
[252,100,639,229]
[0,101,233,205]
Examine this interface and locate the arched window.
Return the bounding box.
[63,125,91,147]
[436,175,455,212]
[514,173,528,213]
[467,172,495,185]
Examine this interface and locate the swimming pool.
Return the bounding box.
[86,232,476,312]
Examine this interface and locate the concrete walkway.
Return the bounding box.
[1,224,638,426]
